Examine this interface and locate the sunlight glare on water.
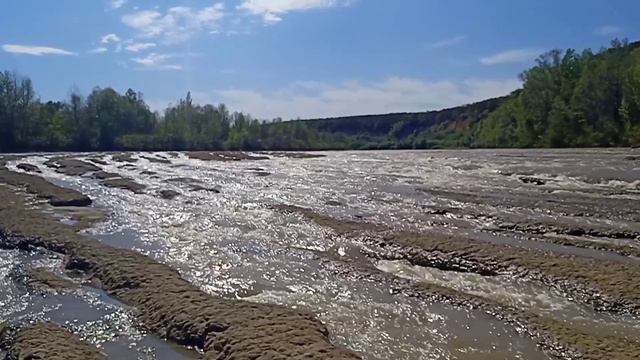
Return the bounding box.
[7,149,640,359]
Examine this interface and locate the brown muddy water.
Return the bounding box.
[2,149,640,359]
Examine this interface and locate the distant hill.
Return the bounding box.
[289,96,507,149]
[301,97,507,136]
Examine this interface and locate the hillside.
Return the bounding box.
[288,96,507,149]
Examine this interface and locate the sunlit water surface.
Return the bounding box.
[3,149,640,359]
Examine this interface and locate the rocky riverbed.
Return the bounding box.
[0,149,639,359]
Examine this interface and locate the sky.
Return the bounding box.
[1,0,638,120]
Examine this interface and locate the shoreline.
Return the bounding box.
[0,146,638,156]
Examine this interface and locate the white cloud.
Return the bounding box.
[132,53,182,70]
[101,33,121,44]
[207,77,520,119]
[89,47,108,54]
[594,25,621,36]
[198,4,226,22]
[239,0,350,24]
[122,3,224,43]
[2,44,77,56]
[424,35,466,49]
[124,42,156,52]
[108,0,127,10]
[479,48,540,65]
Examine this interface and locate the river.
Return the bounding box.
[2,149,639,359]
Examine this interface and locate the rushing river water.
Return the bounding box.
[2,149,640,359]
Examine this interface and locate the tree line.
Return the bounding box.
[474,39,640,147]
[0,75,346,152]
[1,39,638,153]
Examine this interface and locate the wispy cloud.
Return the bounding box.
[594,25,621,36]
[2,44,77,56]
[108,0,127,10]
[238,0,351,24]
[89,47,108,54]
[132,53,182,70]
[124,42,156,52]
[101,33,121,44]
[122,3,224,43]
[424,35,466,49]
[479,48,540,65]
[210,77,520,119]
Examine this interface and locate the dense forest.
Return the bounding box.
[474,39,640,147]
[1,40,638,152]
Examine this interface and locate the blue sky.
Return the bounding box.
[1,0,638,119]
